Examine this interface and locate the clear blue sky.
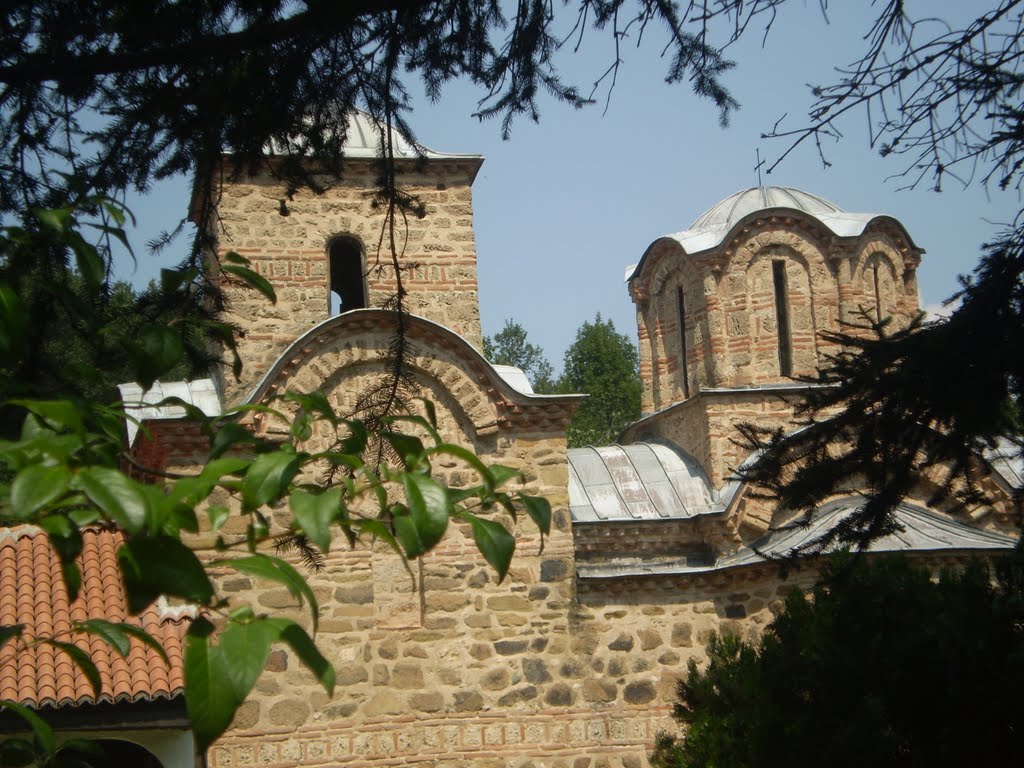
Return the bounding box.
[118,2,1019,373]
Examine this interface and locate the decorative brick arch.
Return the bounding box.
[243,310,580,441]
[850,221,921,326]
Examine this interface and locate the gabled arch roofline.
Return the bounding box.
[626,197,924,285]
[242,308,585,409]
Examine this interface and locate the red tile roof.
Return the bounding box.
[0,526,191,709]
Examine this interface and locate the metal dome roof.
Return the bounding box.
[690,186,845,230]
[259,109,482,162]
[625,185,918,281]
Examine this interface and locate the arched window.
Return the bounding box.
[328,236,367,314]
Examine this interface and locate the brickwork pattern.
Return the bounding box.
[204,159,483,404]
[630,216,922,415]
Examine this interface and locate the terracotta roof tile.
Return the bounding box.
[0,526,192,710]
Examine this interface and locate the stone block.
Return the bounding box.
[671,622,693,647]
[268,699,310,727]
[497,685,538,706]
[623,680,656,704]
[494,639,529,655]
[522,658,552,683]
[608,633,635,652]
[391,663,425,689]
[411,692,445,712]
[544,682,576,707]
[582,679,617,703]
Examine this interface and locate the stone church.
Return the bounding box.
[3,114,1020,768]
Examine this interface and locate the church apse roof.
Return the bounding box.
[626,185,921,281]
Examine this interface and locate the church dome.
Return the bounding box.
[690,186,845,231]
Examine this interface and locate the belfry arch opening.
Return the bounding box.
[328,236,367,314]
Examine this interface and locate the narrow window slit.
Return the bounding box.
[676,287,690,399]
[872,262,883,323]
[772,261,792,377]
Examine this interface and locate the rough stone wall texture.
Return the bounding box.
[202,540,814,768]
[204,159,483,405]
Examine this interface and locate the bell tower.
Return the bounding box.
[191,111,485,404]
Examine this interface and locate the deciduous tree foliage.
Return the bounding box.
[561,314,641,447]
[649,552,1024,768]
[483,319,556,393]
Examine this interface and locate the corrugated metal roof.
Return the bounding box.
[985,437,1023,489]
[568,443,718,522]
[577,501,1018,579]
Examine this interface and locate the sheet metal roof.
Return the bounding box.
[118,378,222,448]
[625,186,919,281]
[568,443,718,522]
[0,527,191,709]
[260,109,483,162]
[578,501,1018,579]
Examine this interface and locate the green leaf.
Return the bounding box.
[241,451,301,510]
[428,443,490,479]
[61,562,82,603]
[290,488,341,552]
[463,513,516,583]
[266,619,335,695]
[223,554,319,632]
[10,400,84,434]
[222,264,276,304]
[119,536,215,613]
[184,618,238,752]
[74,619,169,665]
[32,206,72,232]
[0,700,55,755]
[42,640,102,697]
[70,238,105,292]
[222,251,251,265]
[0,624,24,651]
[127,325,185,389]
[10,464,70,518]
[209,422,258,459]
[352,519,402,553]
[198,457,252,483]
[395,473,450,558]
[75,619,130,656]
[74,467,149,534]
[518,494,551,536]
[160,266,197,294]
[488,464,521,489]
[383,431,425,469]
[0,283,28,360]
[207,505,230,531]
[216,619,278,703]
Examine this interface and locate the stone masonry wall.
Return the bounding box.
[201,528,813,768]
[204,158,483,404]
